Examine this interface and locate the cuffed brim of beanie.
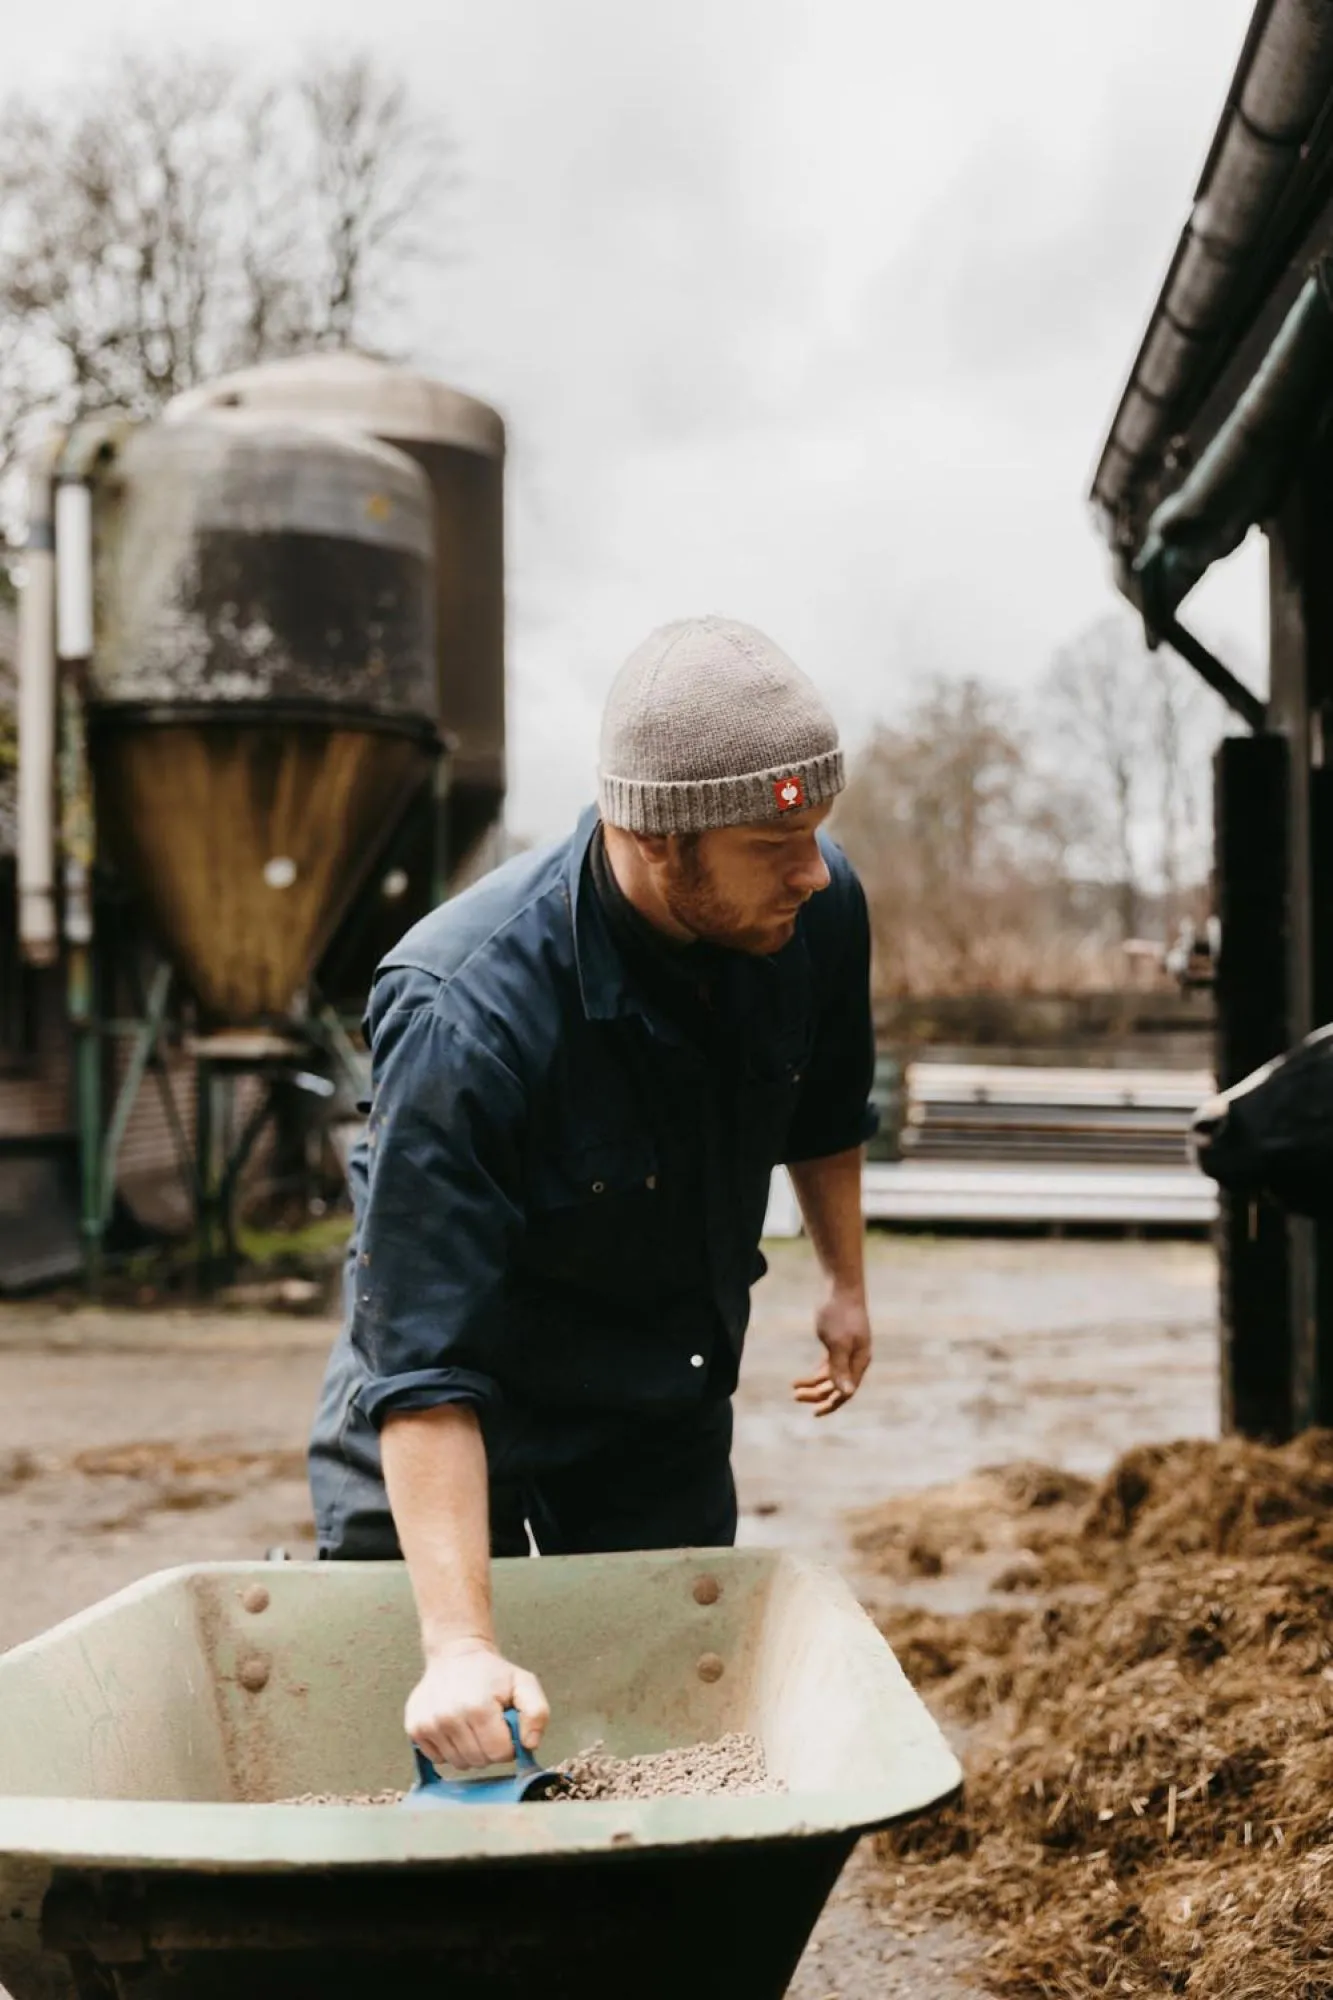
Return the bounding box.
[598,747,845,835]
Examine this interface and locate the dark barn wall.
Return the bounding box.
[1213,732,1293,1436]
[1260,471,1333,1431]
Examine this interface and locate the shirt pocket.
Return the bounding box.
[524,1129,662,1293]
[736,1028,813,1167]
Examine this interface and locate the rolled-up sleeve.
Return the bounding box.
[782,863,879,1164]
[348,981,526,1429]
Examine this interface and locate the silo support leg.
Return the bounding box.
[68,945,103,1296]
[217,1090,278,1279]
[195,1063,220,1292]
[97,964,175,1234]
[195,1068,278,1291]
[76,1023,102,1293]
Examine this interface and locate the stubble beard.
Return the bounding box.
[663,849,798,958]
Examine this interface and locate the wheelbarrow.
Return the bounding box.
[0,1548,960,2000]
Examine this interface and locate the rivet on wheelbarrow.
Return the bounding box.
[697,1653,725,1683]
[404,1708,569,1806]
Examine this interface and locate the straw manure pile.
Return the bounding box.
[858,1433,1333,1998]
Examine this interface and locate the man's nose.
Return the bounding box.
[787,843,831,896]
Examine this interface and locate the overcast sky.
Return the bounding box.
[8,0,1265,837]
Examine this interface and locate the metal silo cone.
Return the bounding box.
[90,717,435,1023]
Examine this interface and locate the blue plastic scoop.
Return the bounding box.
[404,1708,569,1806]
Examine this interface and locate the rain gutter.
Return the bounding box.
[1092,0,1333,550]
[1126,258,1333,730]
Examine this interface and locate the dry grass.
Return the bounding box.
[869,931,1149,1001]
[862,1434,1333,1998]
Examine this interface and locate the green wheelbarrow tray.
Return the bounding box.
[0,1548,961,2000]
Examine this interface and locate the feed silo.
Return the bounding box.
[166,354,506,1000]
[89,412,441,1024]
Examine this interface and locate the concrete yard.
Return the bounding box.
[0,1233,1218,1997]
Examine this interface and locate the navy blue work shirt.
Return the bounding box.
[311,808,875,1467]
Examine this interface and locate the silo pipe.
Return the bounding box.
[16,438,62,966]
[54,423,121,950]
[54,480,94,665]
[54,423,117,1288]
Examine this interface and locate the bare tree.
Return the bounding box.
[300,55,451,349]
[1153,651,1184,914]
[833,675,1097,995]
[0,47,452,499]
[1044,615,1146,939]
[1041,610,1228,942]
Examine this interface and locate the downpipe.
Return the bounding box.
[15,435,63,966]
[54,434,103,1286]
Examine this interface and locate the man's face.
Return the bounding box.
[655,804,834,955]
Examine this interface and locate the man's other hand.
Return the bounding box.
[405,1638,551,1770]
[792,1288,872,1418]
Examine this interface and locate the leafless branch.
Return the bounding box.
[0,45,455,519]
[1041,610,1227,943]
[298,52,456,347]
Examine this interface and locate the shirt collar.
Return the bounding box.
[568,806,640,1023]
[566,805,809,1038]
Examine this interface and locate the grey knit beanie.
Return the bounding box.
[598,615,844,835]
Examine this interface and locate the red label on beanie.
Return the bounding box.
[773,775,806,812]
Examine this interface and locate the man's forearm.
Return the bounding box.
[788,1146,866,1295]
[381,1404,495,1658]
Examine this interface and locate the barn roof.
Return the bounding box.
[1093,0,1333,568]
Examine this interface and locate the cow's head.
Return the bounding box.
[1191,1023,1333,1217]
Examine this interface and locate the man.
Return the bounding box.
[309,615,877,1773]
